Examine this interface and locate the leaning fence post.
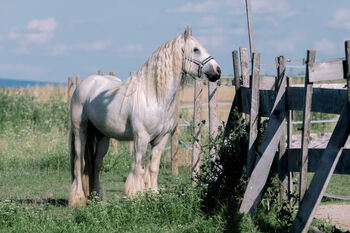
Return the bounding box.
[208,81,218,160]
[276,56,287,203]
[192,79,203,181]
[246,51,260,178]
[299,50,315,204]
[286,76,294,199]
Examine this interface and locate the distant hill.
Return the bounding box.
[0,78,64,88]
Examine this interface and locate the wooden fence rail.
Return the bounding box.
[231,41,350,233]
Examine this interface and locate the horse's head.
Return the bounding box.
[182,27,221,82]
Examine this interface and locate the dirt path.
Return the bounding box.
[315,203,350,231]
[291,133,350,231]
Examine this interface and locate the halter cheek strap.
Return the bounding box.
[181,49,214,78]
[187,56,214,77]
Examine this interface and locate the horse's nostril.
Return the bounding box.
[217,66,221,75]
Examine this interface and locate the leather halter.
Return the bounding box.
[182,49,214,78]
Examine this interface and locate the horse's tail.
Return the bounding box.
[69,125,75,182]
[69,121,97,198]
[83,122,97,197]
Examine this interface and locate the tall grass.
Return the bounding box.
[0,86,343,232]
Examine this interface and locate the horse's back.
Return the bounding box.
[72,75,123,103]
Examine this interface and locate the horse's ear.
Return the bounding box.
[184,26,192,41]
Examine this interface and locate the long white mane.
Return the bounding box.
[114,34,194,104]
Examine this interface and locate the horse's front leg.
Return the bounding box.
[124,133,149,196]
[144,134,169,193]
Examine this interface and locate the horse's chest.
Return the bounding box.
[144,109,176,135]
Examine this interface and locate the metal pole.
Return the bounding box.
[245,0,255,57]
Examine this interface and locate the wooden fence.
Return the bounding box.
[228,41,350,233]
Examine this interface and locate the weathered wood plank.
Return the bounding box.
[240,47,250,123]
[240,86,347,116]
[286,77,294,199]
[246,53,260,177]
[308,59,345,82]
[287,148,350,174]
[287,86,347,114]
[224,51,240,137]
[276,56,287,203]
[233,50,241,111]
[208,81,218,160]
[192,79,203,181]
[300,50,315,203]
[239,54,286,214]
[240,47,249,88]
[291,42,350,233]
[290,105,350,233]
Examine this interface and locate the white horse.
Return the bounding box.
[68,27,221,206]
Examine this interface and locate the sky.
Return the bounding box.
[0,0,349,83]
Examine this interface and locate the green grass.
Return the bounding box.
[0,87,346,232]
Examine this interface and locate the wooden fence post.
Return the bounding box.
[109,71,116,76]
[67,77,73,112]
[192,79,203,181]
[286,77,294,199]
[246,52,260,178]
[291,42,350,232]
[75,75,81,85]
[223,50,240,137]
[276,56,287,203]
[240,52,288,214]
[171,127,179,175]
[299,50,316,204]
[240,47,250,123]
[208,81,218,160]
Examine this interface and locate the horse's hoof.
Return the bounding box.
[68,196,87,207]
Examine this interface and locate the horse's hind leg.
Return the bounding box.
[69,126,88,206]
[91,136,109,199]
[144,134,169,193]
[124,133,149,196]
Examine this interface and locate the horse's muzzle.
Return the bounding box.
[205,64,221,82]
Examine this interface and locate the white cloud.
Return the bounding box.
[50,40,113,56]
[8,18,58,47]
[26,18,57,32]
[314,38,337,55]
[328,8,350,30]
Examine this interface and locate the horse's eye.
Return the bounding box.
[193,48,200,53]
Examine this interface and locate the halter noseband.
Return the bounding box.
[182,49,214,78]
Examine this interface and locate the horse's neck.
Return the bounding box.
[136,64,183,107]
